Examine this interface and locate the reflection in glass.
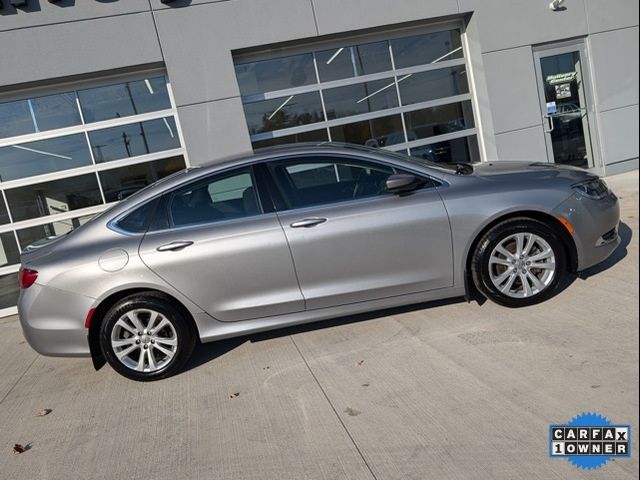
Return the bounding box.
[391,30,463,69]
[330,115,404,148]
[410,135,480,164]
[89,117,180,163]
[252,129,328,149]
[78,76,171,123]
[398,66,469,106]
[30,92,82,132]
[16,215,95,250]
[0,100,32,139]
[243,92,324,135]
[236,54,316,96]
[0,134,92,182]
[0,197,11,225]
[316,41,392,82]
[99,156,186,202]
[0,232,20,267]
[404,101,475,141]
[6,173,103,222]
[0,273,19,310]
[323,78,399,120]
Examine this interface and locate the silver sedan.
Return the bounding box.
[17,143,620,381]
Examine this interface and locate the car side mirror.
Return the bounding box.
[386,174,424,194]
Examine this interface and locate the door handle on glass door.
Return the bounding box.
[156,241,194,252]
[290,218,327,228]
[544,115,554,133]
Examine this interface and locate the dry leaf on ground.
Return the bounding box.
[35,409,52,417]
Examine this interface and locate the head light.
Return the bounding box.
[572,178,609,200]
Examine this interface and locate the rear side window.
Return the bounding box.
[116,198,159,234]
[169,167,262,228]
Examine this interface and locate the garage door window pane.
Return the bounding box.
[99,156,186,202]
[6,174,103,222]
[236,54,316,96]
[404,101,475,141]
[323,78,399,120]
[30,92,82,132]
[0,134,92,182]
[391,30,463,69]
[398,66,469,106]
[410,135,480,164]
[316,41,392,82]
[330,114,404,148]
[78,76,171,123]
[0,273,19,310]
[0,232,20,267]
[243,92,324,135]
[0,100,33,139]
[252,129,328,149]
[0,197,11,226]
[89,117,180,163]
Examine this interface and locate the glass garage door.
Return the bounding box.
[235,24,480,164]
[0,73,188,314]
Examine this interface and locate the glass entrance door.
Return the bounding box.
[534,44,597,169]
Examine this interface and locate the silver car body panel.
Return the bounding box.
[17,144,620,358]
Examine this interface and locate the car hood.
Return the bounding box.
[470,161,597,182]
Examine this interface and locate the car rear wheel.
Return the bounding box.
[99,294,195,381]
[471,218,567,307]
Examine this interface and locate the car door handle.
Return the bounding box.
[156,241,194,252]
[290,217,327,228]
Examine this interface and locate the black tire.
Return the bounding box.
[99,293,196,381]
[471,218,567,308]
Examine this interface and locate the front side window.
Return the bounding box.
[169,168,261,228]
[267,157,399,209]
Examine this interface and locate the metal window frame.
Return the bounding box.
[0,72,189,279]
[234,19,481,158]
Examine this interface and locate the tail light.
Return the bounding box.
[18,267,38,289]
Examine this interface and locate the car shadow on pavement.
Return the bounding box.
[578,221,632,279]
[183,296,468,374]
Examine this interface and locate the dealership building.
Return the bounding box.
[0,0,638,315]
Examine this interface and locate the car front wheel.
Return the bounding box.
[99,293,196,381]
[471,218,567,307]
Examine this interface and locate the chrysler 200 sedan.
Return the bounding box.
[18,143,620,381]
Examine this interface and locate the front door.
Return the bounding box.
[534,42,598,169]
[265,156,453,311]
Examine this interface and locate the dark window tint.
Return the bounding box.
[404,101,475,142]
[243,92,324,135]
[398,66,469,106]
[268,157,395,209]
[410,135,481,164]
[116,199,159,234]
[330,114,404,148]
[170,168,261,227]
[323,78,399,120]
[0,133,92,182]
[0,232,20,267]
[99,156,185,202]
[0,100,33,138]
[0,273,19,310]
[78,76,172,123]
[316,41,392,82]
[391,30,463,69]
[252,129,328,149]
[16,215,94,250]
[89,117,180,163]
[30,92,82,131]
[5,173,103,222]
[235,54,316,96]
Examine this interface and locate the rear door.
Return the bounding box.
[265,155,453,310]
[139,166,304,322]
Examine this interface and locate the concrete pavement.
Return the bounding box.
[0,171,638,480]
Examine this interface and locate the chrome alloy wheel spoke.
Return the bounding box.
[111,309,178,373]
[488,233,556,299]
